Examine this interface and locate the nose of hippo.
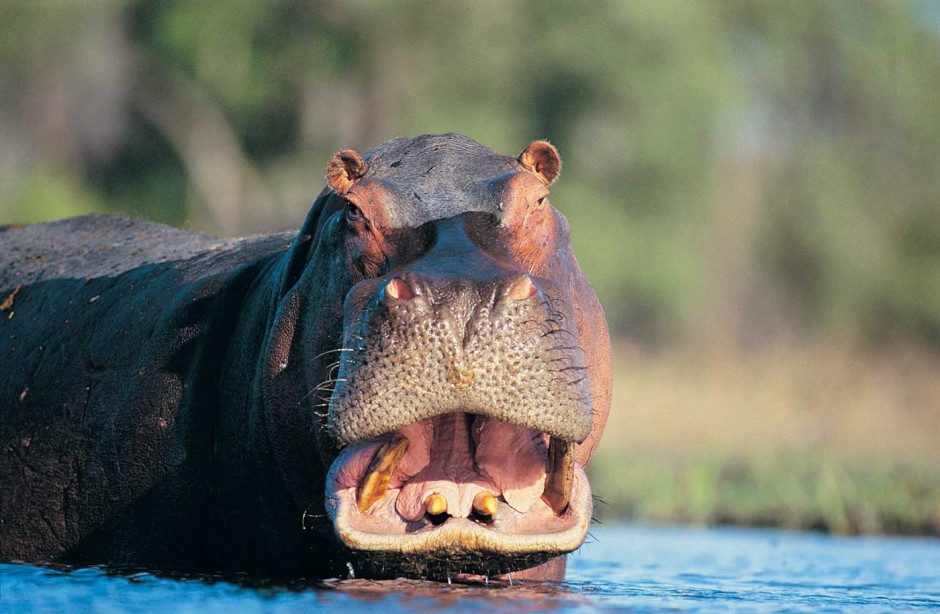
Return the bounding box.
[378,272,542,352]
[382,273,537,309]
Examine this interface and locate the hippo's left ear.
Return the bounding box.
[518,140,562,186]
[327,149,369,195]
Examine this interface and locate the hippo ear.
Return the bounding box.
[518,140,562,186]
[327,149,368,195]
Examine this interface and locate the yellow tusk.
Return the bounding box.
[424,493,448,516]
[356,435,409,512]
[473,491,499,516]
[542,437,574,515]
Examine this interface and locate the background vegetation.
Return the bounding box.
[2,1,938,534]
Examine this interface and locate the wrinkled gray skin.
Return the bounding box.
[0,134,603,579]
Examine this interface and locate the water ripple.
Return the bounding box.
[1,524,938,613]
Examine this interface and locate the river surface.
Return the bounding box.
[2,524,938,612]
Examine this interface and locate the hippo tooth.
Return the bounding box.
[472,491,499,516]
[356,434,409,512]
[542,437,574,515]
[424,493,448,516]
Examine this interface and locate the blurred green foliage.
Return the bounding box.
[1,0,938,347]
[589,452,940,536]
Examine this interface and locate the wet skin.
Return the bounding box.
[0,134,611,581]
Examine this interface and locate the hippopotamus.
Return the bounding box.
[0,133,611,581]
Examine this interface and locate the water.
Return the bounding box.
[1,524,938,612]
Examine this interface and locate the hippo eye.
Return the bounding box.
[345,202,363,224]
[536,197,546,207]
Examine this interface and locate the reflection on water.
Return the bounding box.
[2,524,938,612]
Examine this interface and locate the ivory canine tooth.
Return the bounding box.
[356,435,409,512]
[542,437,574,515]
[424,493,447,516]
[472,491,498,516]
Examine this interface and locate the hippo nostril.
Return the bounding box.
[385,277,415,300]
[506,275,536,301]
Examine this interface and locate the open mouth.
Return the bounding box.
[325,411,592,578]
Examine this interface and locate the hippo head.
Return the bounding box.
[259,134,611,580]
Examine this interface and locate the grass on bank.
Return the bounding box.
[588,342,940,536]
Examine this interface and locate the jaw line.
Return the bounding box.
[325,464,592,556]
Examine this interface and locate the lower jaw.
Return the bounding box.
[325,464,593,579]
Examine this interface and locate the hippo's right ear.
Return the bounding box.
[518,140,561,186]
[327,149,368,195]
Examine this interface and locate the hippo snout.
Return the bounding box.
[324,239,596,576]
[328,261,592,447]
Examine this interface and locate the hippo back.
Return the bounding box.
[0,214,293,567]
[1,214,290,289]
